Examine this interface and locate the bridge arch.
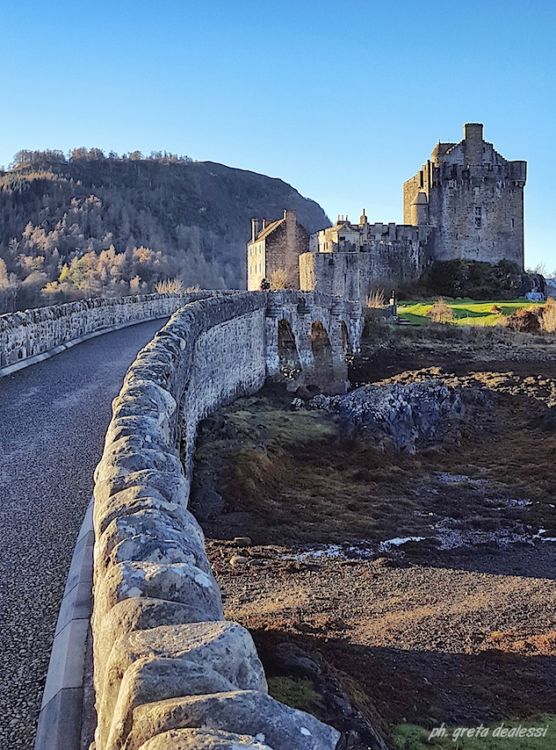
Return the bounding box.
[277,318,301,381]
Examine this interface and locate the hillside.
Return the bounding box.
[0,150,329,311]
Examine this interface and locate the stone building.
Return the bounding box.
[403,123,526,268]
[247,124,527,302]
[301,211,433,300]
[247,210,309,290]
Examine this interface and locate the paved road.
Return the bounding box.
[0,319,166,749]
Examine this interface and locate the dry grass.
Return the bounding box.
[541,297,556,333]
[154,277,185,293]
[367,288,386,308]
[269,267,289,290]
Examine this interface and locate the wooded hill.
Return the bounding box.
[0,150,329,311]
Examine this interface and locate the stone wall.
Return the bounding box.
[91,292,343,750]
[0,292,219,369]
[299,243,427,303]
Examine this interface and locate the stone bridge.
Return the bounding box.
[0,290,362,750]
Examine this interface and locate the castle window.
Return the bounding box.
[511,218,515,230]
[475,206,482,228]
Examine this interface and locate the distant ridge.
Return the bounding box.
[0,151,329,310]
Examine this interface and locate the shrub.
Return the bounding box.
[367,288,386,308]
[427,297,454,324]
[423,259,528,299]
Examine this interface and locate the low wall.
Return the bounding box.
[0,292,219,369]
[91,292,342,750]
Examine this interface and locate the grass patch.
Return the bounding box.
[392,716,556,749]
[267,676,324,714]
[398,299,545,328]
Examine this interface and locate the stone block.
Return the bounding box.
[136,728,274,749]
[98,622,267,749]
[94,560,223,626]
[124,689,340,750]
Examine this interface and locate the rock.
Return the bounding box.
[104,415,173,450]
[136,728,274,749]
[232,537,253,548]
[107,661,237,749]
[310,379,490,454]
[124,689,341,750]
[194,487,225,521]
[98,622,267,749]
[94,469,189,509]
[93,485,194,536]
[274,642,321,677]
[111,381,177,423]
[95,444,183,484]
[229,554,249,569]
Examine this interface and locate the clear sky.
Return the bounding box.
[1,0,554,270]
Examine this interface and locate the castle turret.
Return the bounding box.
[410,191,428,226]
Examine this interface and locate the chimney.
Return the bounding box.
[251,218,260,242]
[283,209,296,224]
[463,123,484,165]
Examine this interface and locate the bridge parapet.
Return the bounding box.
[0,291,219,371]
[90,291,357,749]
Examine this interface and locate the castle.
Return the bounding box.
[247,123,527,301]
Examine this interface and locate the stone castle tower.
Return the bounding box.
[403,123,527,269]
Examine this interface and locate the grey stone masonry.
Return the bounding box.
[91,291,360,750]
[0,291,219,370]
[403,123,526,268]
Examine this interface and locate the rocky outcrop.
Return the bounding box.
[311,379,491,453]
[91,293,344,750]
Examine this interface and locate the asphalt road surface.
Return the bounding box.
[0,319,166,748]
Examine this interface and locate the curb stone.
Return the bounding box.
[34,500,94,750]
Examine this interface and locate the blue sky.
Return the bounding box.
[1,0,554,270]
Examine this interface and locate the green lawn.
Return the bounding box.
[398,298,544,327]
[392,716,556,749]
